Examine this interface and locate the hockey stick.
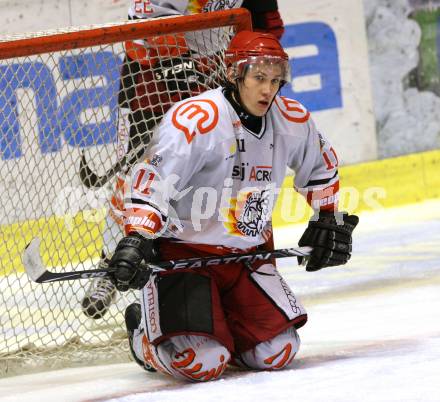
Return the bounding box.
[79,100,157,188]
[22,238,312,284]
[79,151,128,188]
[79,137,150,188]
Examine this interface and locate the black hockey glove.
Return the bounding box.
[110,234,154,292]
[298,211,359,272]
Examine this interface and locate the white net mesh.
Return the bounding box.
[0,12,245,377]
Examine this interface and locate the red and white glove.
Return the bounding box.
[124,207,165,238]
[242,0,285,39]
[254,10,285,40]
[111,205,165,291]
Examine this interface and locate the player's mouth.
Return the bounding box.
[258,100,270,108]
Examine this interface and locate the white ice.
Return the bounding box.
[1,200,439,402]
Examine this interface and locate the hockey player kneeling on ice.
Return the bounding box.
[110,31,359,381]
[81,0,287,320]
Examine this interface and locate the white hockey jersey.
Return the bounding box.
[128,0,243,19]
[124,87,339,250]
[127,0,245,57]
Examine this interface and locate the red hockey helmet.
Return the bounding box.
[225,30,290,82]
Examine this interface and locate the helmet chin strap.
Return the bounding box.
[224,83,263,135]
[232,87,258,119]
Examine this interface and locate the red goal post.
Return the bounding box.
[0,9,251,59]
[0,9,251,377]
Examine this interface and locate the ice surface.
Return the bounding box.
[0,200,439,402]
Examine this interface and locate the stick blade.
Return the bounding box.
[22,238,46,282]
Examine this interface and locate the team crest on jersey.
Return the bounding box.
[221,189,272,237]
[172,99,219,144]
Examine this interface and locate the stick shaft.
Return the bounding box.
[22,238,311,283]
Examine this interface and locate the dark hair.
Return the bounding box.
[221,67,286,92]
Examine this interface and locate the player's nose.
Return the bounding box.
[260,84,272,97]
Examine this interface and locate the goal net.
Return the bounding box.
[0,9,251,377]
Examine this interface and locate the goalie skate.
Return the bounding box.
[81,255,117,319]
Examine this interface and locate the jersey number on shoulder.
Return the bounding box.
[171,99,219,144]
[133,169,155,195]
[322,147,339,170]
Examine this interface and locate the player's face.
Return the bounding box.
[238,64,283,116]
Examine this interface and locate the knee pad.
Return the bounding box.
[141,270,234,352]
[157,335,231,382]
[237,326,300,370]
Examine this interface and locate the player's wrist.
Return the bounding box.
[124,210,164,238]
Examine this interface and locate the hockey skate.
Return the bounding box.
[125,303,157,372]
[81,255,117,319]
